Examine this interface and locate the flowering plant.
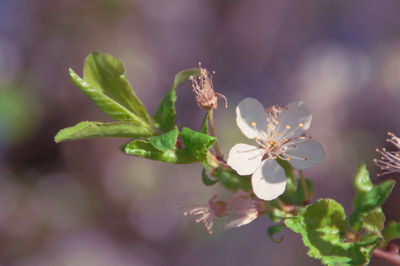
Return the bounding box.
[55,52,400,265]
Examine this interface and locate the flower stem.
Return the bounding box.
[299,170,309,203]
[208,109,223,159]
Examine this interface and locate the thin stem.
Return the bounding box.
[275,198,294,213]
[208,109,223,159]
[372,248,400,265]
[299,170,309,203]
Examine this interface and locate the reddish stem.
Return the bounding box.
[372,248,400,265]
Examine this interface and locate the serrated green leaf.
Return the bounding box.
[69,52,151,127]
[285,199,379,265]
[350,164,387,233]
[55,121,154,143]
[153,68,201,132]
[359,209,385,233]
[350,180,395,229]
[214,167,251,192]
[383,221,400,245]
[200,112,209,134]
[122,139,196,164]
[201,168,218,186]
[268,224,285,243]
[149,128,179,151]
[180,127,216,166]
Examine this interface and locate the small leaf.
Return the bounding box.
[285,199,379,265]
[180,127,216,166]
[153,68,201,132]
[350,180,395,228]
[55,121,154,143]
[354,163,373,193]
[122,139,196,164]
[200,112,209,134]
[214,167,251,192]
[201,168,218,186]
[69,52,152,128]
[383,221,400,245]
[268,224,285,243]
[359,209,385,233]
[149,128,179,151]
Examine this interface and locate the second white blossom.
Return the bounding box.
[227,97,325,201]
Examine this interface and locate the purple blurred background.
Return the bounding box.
[1,0,400,265]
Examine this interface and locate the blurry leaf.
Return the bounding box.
[200,112,209,134]
[180,127,216,166]
[214,167,251,192]
[153,68,200,132]
[359,209,385,233]
[201,168,218,186]
[383,221,400,245]
[149,128,179,151]
[285,199,379,265]
[69,52,151,128]
[122,139,196,164]
[55,121,154,143]
[350,180,395,229]
[268,224,285,243]
[354,163,373,194]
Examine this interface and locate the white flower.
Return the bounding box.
[227,97,325,201]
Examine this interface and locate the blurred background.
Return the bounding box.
[1,0,400,265]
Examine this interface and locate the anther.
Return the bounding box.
[251,122,256,127]
[304,157,308,161]
[278,133,282,137]
[286,125,291,129]
[286,157,290,161]
[298,123,304,127]
[273,156,277,159]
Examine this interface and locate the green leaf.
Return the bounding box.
[354,163,373,194]
[359,209,385,233]
[282,177,314,206]
[201,168,218,186]
[200,112,209,134]
[285,199,379,265]
[122,139,196,164]
[350,180,395,229]
[55,121,154,143]
[383,221,400,245]
[149,128,179,151]
[153,68,201,132]
[268,224,285,243]
[180,127,216,166]
[214,167,251,192]
[69,52,151,127]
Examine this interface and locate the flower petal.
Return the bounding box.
[251,159,286,201]
[277,101,312,139]
[236,97,267,139]
[283,139,325,170]
[227,144,264,175]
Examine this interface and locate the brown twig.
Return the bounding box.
[372,248,400,265]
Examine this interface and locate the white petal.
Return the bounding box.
[283,139,325,170]
[251,159,286,201]
[227,144,264,175]
[277,101,312,139]
[236,97,267,139]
